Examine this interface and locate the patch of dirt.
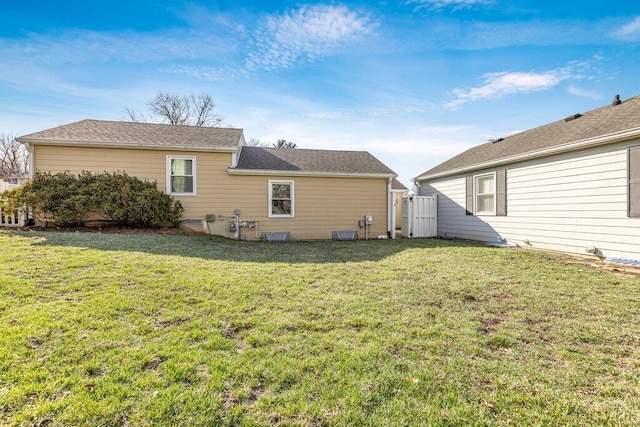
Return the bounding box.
[524,318,552,343]
[222,380,265,409]
[25,335,45,348]
[143,356,167,370]
[154,317,187,329]
[221,320,247,353]
[478,315,505,335]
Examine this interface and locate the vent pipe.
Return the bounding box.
[612,94,622,106]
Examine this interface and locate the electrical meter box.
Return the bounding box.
[365,215,373,224]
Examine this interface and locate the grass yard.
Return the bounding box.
[0,230,639,426]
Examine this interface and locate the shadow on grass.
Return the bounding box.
[14,230,480,264]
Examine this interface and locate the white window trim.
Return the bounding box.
[268,180,295,218]
[474,172,496,215]
[166,156,197,196]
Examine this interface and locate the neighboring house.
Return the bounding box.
[1,174,28,192]
[414,94,640,261]
[391,178,408,230]
[17,119,398,240]
[0,174,29,227]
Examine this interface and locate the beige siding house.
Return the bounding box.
[17,120,397,240]
[414,94,640,262]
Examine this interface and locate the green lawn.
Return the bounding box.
[1,230,639,426]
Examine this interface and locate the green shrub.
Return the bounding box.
[0,171,184,228]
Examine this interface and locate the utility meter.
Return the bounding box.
[365,215,373,224]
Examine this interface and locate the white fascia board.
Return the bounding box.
[228,168,396,179]
[15,138,237,153]
[414,127,640,182]
[232,144,244,168]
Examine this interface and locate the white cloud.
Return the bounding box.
[407,0,493,12]
[0,29,233,66]
[246,4,378,70]
[443,57,604,109]
[567,85,600,100]
[611,16,640,41]
[159,65,236,81]
[441,61,599,110]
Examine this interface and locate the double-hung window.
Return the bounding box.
[167,156,196,195]
[466,170,506,216]
[474,173,496,215]
[269,180,294,217]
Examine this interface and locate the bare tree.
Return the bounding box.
[190,94,223,127]
[123,107,147,123]
[273,139,297,149]
[125,92,224,127]
[148,93,190,125]
[0,133,28,178]
[246,137,267,147]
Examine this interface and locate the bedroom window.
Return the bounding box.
[466,170,506,216]
[167,156,196,195]
[475,173,496,215]
[269,180,294,217]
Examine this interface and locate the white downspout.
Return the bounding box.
[25,142,34,179]
[388,177,395,239]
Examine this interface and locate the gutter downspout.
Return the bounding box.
[24,142,34,179]
[388,177,395,239]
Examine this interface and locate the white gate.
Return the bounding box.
[401,195,437,238]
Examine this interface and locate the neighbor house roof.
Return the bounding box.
[391,178,408,191]
[416,94,640,181]
[231,146,396,178]
[17,119,243,151]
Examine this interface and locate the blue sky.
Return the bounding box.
[2,1,640,186]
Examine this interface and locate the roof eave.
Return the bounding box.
[414,126,640,183]
[16,138,238,153]
[228,168,396,179]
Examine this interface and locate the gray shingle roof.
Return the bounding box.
[234,147,396,176]
[17,119,243,151]
[416,94,640,180]
[391,178,408,191]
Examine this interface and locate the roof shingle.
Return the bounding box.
[391,178,408,191]
[234,147,396,176]
[416,94,640,180]
[17,119,243,151]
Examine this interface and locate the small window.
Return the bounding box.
[474,173,495,215]
[167,156,196,195]
[269,180,294,217]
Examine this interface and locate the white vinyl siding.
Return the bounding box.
[419,139,640,260]
[167,156,196,195]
